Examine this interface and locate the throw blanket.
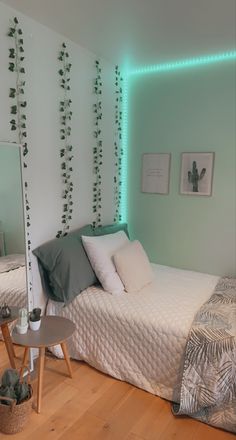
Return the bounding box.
[173,277,236,433]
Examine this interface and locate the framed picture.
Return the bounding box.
[141,153,171,194]
[180,152,215,196]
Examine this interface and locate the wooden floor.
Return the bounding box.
[0,342,234,440]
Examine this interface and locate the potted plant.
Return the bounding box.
[0,368,33,434]
[29,307,41,331]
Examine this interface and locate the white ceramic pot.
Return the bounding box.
[29,319,41,331]
[16,323,28,334]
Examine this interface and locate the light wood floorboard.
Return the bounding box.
[0,341,234,440]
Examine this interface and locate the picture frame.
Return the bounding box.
[180,152,215,196]
[141,153,171,194]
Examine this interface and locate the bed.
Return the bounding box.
[0,254,27,308]
[46,263,219,399]
[34,224,236,433]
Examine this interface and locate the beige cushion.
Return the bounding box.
[113,240,153,293]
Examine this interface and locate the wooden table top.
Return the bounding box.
[12,315,76,348]
[0,306,19,326]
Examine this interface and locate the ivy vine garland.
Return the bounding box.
[8,17,32,273]
[8,17,28,158]
[114,65,123,223]
[56,42,74,238]
[92,59,103,228]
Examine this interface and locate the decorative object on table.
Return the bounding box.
[141,153,171,194]
[180,152,215,196]
[0,303,11,319]
[0,367,33,434]
[16,308,28,335]
[29,307,41,331]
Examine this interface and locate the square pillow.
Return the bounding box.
[33,225,97,304]
[93,223,129,238]
[82,230,129,295]
[113,240,153,293]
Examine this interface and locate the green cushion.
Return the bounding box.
[93,223,129,238]
[33,225,97,304]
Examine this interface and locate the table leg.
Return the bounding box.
[1,323,16,369]
[20,347,29,378]
[37,347,45,414]
[60,342,73,378]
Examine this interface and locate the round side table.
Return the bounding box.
[12,315,75,413]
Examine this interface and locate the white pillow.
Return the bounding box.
[82,230,129,295]
[113,240,153,293]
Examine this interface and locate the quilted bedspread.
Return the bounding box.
[0,266,27,307]
[173,277,236,433]
[47,264,219,401]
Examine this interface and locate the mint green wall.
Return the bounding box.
[0,145,25,255]
[128,63,236,276]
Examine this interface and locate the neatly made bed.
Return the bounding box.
[47,263,219,401]
[34,224,235,433]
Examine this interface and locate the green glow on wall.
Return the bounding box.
[129,50,236,76]
[120,74,129,223]
[119,50,236,223]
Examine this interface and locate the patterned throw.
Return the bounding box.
[173,277,236,433]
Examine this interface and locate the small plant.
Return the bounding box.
[29,308,41,322]
[188,161,206,192]
[0,369,31,405]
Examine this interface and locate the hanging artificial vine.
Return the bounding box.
[56,42,73,238]
[8,17,28,158]
[113,65,123,223]
[8,18,32,252]
[92,59,103,228]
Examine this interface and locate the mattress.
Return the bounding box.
[47,264,219,401]
[0,266,27,308]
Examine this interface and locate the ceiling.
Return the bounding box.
[1,0,236,67]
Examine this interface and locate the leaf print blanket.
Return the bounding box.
[172,277,236,433]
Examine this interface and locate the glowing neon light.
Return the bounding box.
[119,50,236,223]
[129,51,236,76]
[120,73,128,223]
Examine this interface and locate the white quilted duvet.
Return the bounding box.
[47,264,219,401]
[0,266,27,308]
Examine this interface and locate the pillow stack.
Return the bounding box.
[33,221,153,303]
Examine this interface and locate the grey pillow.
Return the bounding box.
[33,225,97,304]
[93,223,129,238]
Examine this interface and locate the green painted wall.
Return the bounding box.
[128,63,236,276]
[0,145,25,255]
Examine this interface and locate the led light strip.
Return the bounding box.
[119,50,236,224]
[119,74,128,223]
[129,51,236,77]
